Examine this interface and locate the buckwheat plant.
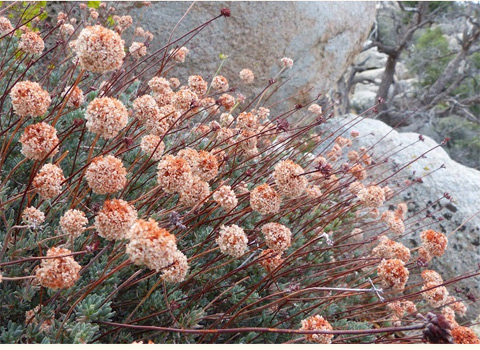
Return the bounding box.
[0,2,478,345]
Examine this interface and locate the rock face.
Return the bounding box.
[323,114,480,319]
[117,1,376,103]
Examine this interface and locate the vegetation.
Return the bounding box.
[0,1,478,344]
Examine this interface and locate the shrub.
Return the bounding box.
[0,1,477,344]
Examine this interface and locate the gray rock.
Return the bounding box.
[322,114,480,319]
[116,1,376,104]
[351,83,378,110]
[355,45,388,69]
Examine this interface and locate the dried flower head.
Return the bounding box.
[172,88,198,111]
[25,306,53,332]
[216,224,248,258]
[448,296,467,317]
[176,147,199,167]
[0,16,13,36]
[387,300,417,318]
[357,185,385,208]
[140,134,165,161]
[300,315,333,344]
[126,219,178,271]
[281,57,294,68]
[418,247,432,266]
[200,96,220,115]
[250,184,281,215]
[20,122,59,161]
[377,258,409,291]
[381,210,405,235]
[161,250,189,283]
[218,93,236,110]
[74,25,125,73]
[372,236,410,263]
[213,185,238,211]
[129,41,147,59]
[85,97,128,139]
[33,164,65,199]
[259,249,284,273]
[216,127,234,145]
[451,326,480,344]
[348,181,365,195]
[273,160,308,198]
[10,81,51,117]
[19,30,44,55]
[219,113,234,126]
[95,199,137,241]
[132,95,160,123]
[239,68,254,83]
[114,15,133,31]
[178,175,211,208]
[169,46,189,63]
[148,76,170,93]
[256,107,270,121]
[22,207,45,228]
[188,75,208,96]
[85,155,127,194]
[157,155,193,193]
[349,164,367,181]
[261,222,292,253]
[60,23,75,37]
[308,103,323,116]
[442,306,459,328]
[236,112,257,131]
[169,77,180,89]
[211,75,229,92]
[144,109,171,136]
[238,129,258,152]
[395,203,408,220]
[35,247,81,289]
[421,230,448,257]
[422,282,449,308]
[421,270,444,285]
[196,150,219,182]
[305,185,322,199]
[60,209,88,239]
[62,85,84,108]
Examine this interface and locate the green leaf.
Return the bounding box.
[87,1,101,9]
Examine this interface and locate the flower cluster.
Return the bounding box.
[250,184,281,215]
[10,81,51,117]
[85,155,127,194]
[18,29,44,55]
[62,86,85,108]
[157,155,193,193]
[85,97,128,139]
[32,164,65,199]
[213,185,238,211]
[126,219,178,271]
[356,185,386,208]
[140,134,165,161]
[20,122,59,161]
[73,25,125,73]
[261,223,292,253]
[258,249,284,273]
[273,160,308,198]
[420,230,448,257]
[216,224,248,258]
[377,258,409,291]
[21,207,45,228]
[59,209,88,239]
[372,236,410,263]
[35,247,81,289]
[299,315,333,344]
[95,199,137,240]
